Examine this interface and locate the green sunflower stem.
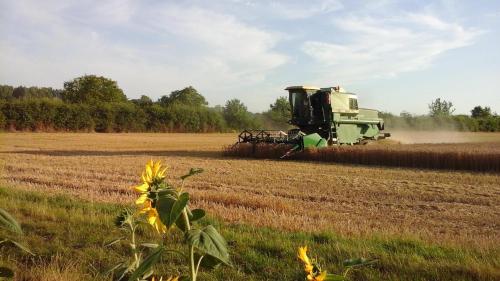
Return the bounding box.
[182,207,197,281]
[190,245,196,281]
[130,224,140,268]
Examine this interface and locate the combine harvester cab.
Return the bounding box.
[235,85,390,157]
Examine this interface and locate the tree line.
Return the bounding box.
[0,75,498,132]
[0,75,284,132]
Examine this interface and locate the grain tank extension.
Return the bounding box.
[236,85,390,154]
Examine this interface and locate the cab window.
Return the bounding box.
[349,98,358,110]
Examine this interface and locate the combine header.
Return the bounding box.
[235,85,390,157]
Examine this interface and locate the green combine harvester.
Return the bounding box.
[236,85,390,157]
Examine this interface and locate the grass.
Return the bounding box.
[1,133,499,248]
[1,187,499,281]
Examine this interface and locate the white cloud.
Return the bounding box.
[301,13,482,82]
[91,0,136,24]
[145,5,288,84]
[0,0,288,109]
[269,0,343,19]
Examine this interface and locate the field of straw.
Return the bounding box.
[1,132,499,249]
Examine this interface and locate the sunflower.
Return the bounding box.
[298,246,313,274]
[132,160,168,205]
[142,160,168,184]
[139,201,167,233]
[309,271,327,281]
[298,246,327,281]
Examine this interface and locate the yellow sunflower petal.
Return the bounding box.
[314,271,327,281]
[158,167,168,178]
[141,171,149,184]
[298,246,311,265]
[135,193,149,205]
[133,182,149,193]
[304,264,314,274]
[145,164,153,181]
[146,208,167,233]
[147,211,158,225]
[152,160,161,176]
[148,210,167,233]
[156,223,165,233]
[146,160,154,170]
[138,201,152,214]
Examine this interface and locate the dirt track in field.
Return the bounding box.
[1,132,499,248]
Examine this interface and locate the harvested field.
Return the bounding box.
[1,132,500,249]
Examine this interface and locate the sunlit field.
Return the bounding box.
[1,132,499,280]
[1,132,499,245]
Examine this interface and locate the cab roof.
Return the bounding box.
[285,85,320,90]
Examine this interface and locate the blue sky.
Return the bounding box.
[1,0,499,114]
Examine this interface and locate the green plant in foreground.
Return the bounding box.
[0,208,33,279]
[108,160,230,281]
[298,246,375,281]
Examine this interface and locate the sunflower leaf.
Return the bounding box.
[196,253,222,270]
[186,225,231,267]
[128,246,164,281]
[190,209,206,222]
[324,274,346,281]
[170,193,189,226]
[180,168,204,180]
[157,192,189,229]
[175,213,189,232]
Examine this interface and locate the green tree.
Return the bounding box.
[158,86,207,107]
[0,85,14,99]
[259,96,291,129]
[113,103,146,132]
[223,99,255,130]
[62,75,127,104]
[267,96,290,123]
[12,87,27,99]
[10,86,61,100]
[90,103,116,132]
[471,106,492,118]
[131,95,153,107]
[428,98,455,117]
